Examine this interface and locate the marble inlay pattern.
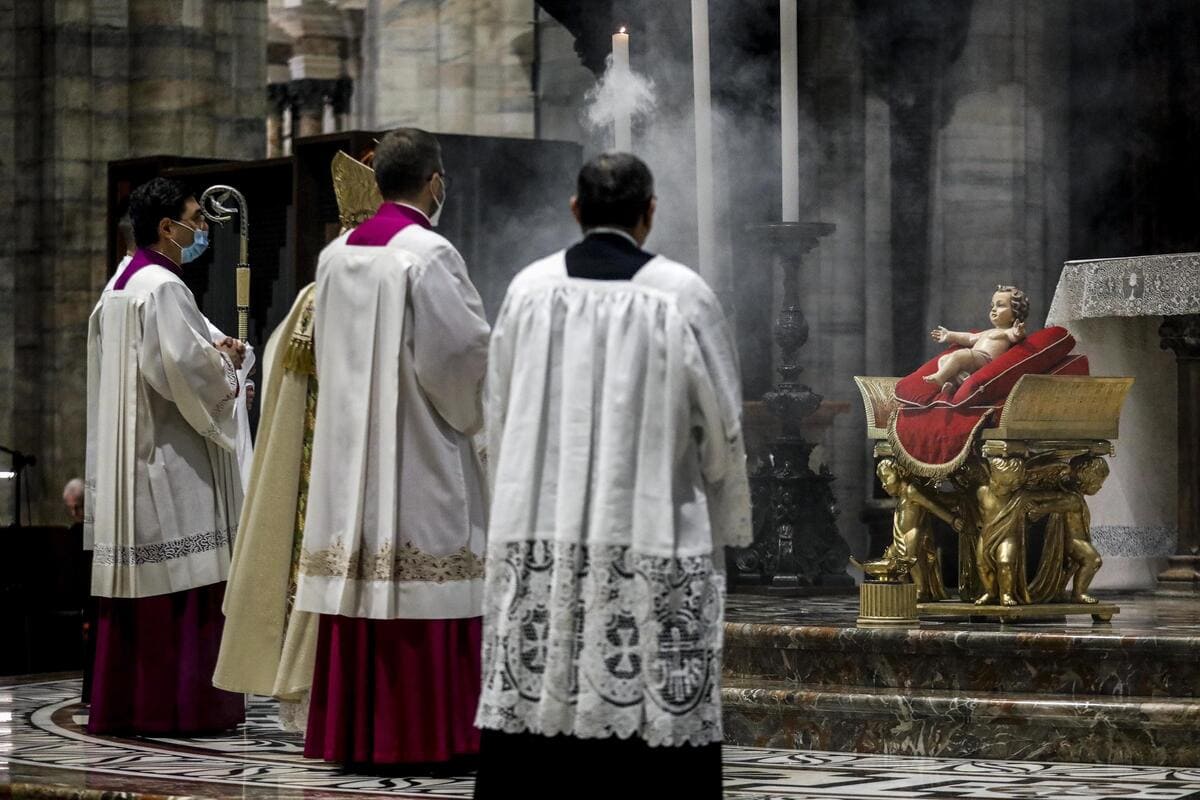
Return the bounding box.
[723,749,1200,799]
[0,680,469,798]
[6,679,1200,798]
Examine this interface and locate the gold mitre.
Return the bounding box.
[331,150,383,231]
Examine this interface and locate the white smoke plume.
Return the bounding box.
[582,53,657,147]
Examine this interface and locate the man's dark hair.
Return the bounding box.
[129,177,193,248]
[575,153,654,229]
[373,128,443,200]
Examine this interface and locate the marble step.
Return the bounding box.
[721,678,1200,767]
[723,619,1200,698]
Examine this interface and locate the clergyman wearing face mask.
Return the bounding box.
[105,178,242,370]
[169,216,210,264]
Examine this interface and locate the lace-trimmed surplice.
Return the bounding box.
[86,258,243,599]
[476,253,752,747]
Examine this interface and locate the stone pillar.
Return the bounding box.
[338,8,365,128]
[0,0,266,525]
[927,0,1071,332]
[331,76,354,131]
[801,0,870,558]
[267,18,294,157]
[267,83,290,157]
[470,0,536,137]
[289,78,334,139]
[357,0,536,135]
[1158,314,1200,589]
[278,0,350,138]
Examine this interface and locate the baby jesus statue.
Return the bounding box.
[925,285,1029,392]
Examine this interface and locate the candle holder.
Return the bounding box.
[731,221,851,591]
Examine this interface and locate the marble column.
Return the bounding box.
[331,77,354,131]
[0,0,265,525]
[267,83,290,157]
[267,16,294,157]
[1158,314,1200,589]
[279,0,349,137]
[289,78,333,139]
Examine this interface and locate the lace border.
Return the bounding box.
[299,538,485,583]
[93,526,236,567]
[476,541,725,748]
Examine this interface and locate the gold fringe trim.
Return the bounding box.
[283,339,316,376]
[283,292,317,376]
[887,408,993,480]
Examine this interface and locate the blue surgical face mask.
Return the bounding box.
[171,220,209,264]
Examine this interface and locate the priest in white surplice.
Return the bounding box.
[213,152,385,734]
[295,129,490,769]
[473,154,752,800]
[84,177,245,734]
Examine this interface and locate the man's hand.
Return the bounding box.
[214,336,246,370]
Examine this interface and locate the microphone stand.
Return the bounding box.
[0,444,35,529]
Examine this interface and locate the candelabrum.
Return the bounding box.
[731,221,851,591]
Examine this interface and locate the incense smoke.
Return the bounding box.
[582,54,657,143]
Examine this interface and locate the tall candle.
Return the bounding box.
[691,0,715,285]
[612,28,632,151]
[780,0,799,222]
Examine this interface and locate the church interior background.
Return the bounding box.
[2,0,1199,797]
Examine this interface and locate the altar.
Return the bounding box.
[1046,253,1200,591]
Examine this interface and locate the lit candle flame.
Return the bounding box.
[619,27,626,34]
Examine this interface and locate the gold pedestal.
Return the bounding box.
[918,600,1120,624]
[857,581,918,626]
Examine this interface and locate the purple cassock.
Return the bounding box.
[89,584,243,734]
[302,202,483,768]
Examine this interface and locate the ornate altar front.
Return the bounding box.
[1046,253,1200,592]
[854,372,1132,623]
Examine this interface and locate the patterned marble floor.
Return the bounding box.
[2,677,1199,799]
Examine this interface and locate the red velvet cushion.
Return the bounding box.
[1049,353,1089,376]
[950,326,1075,407]
[894,345,966,406]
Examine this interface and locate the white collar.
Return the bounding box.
[393,201,432,225]
[584,227,639,248]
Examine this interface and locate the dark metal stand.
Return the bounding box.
[0,444,36,529]
[731,222,851,591]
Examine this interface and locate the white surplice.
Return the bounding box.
[88,255,254,534]
[295,226,491,620]
[85,262,243,598]
[204,319,256,492]
[475,253,752,747]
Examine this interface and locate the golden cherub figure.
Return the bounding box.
[877,458,960,602]
[1027,456,1108,604]
[926,285,1029,393]
[973,456,1031,607]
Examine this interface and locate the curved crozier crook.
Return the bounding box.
[199,184,250,240]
